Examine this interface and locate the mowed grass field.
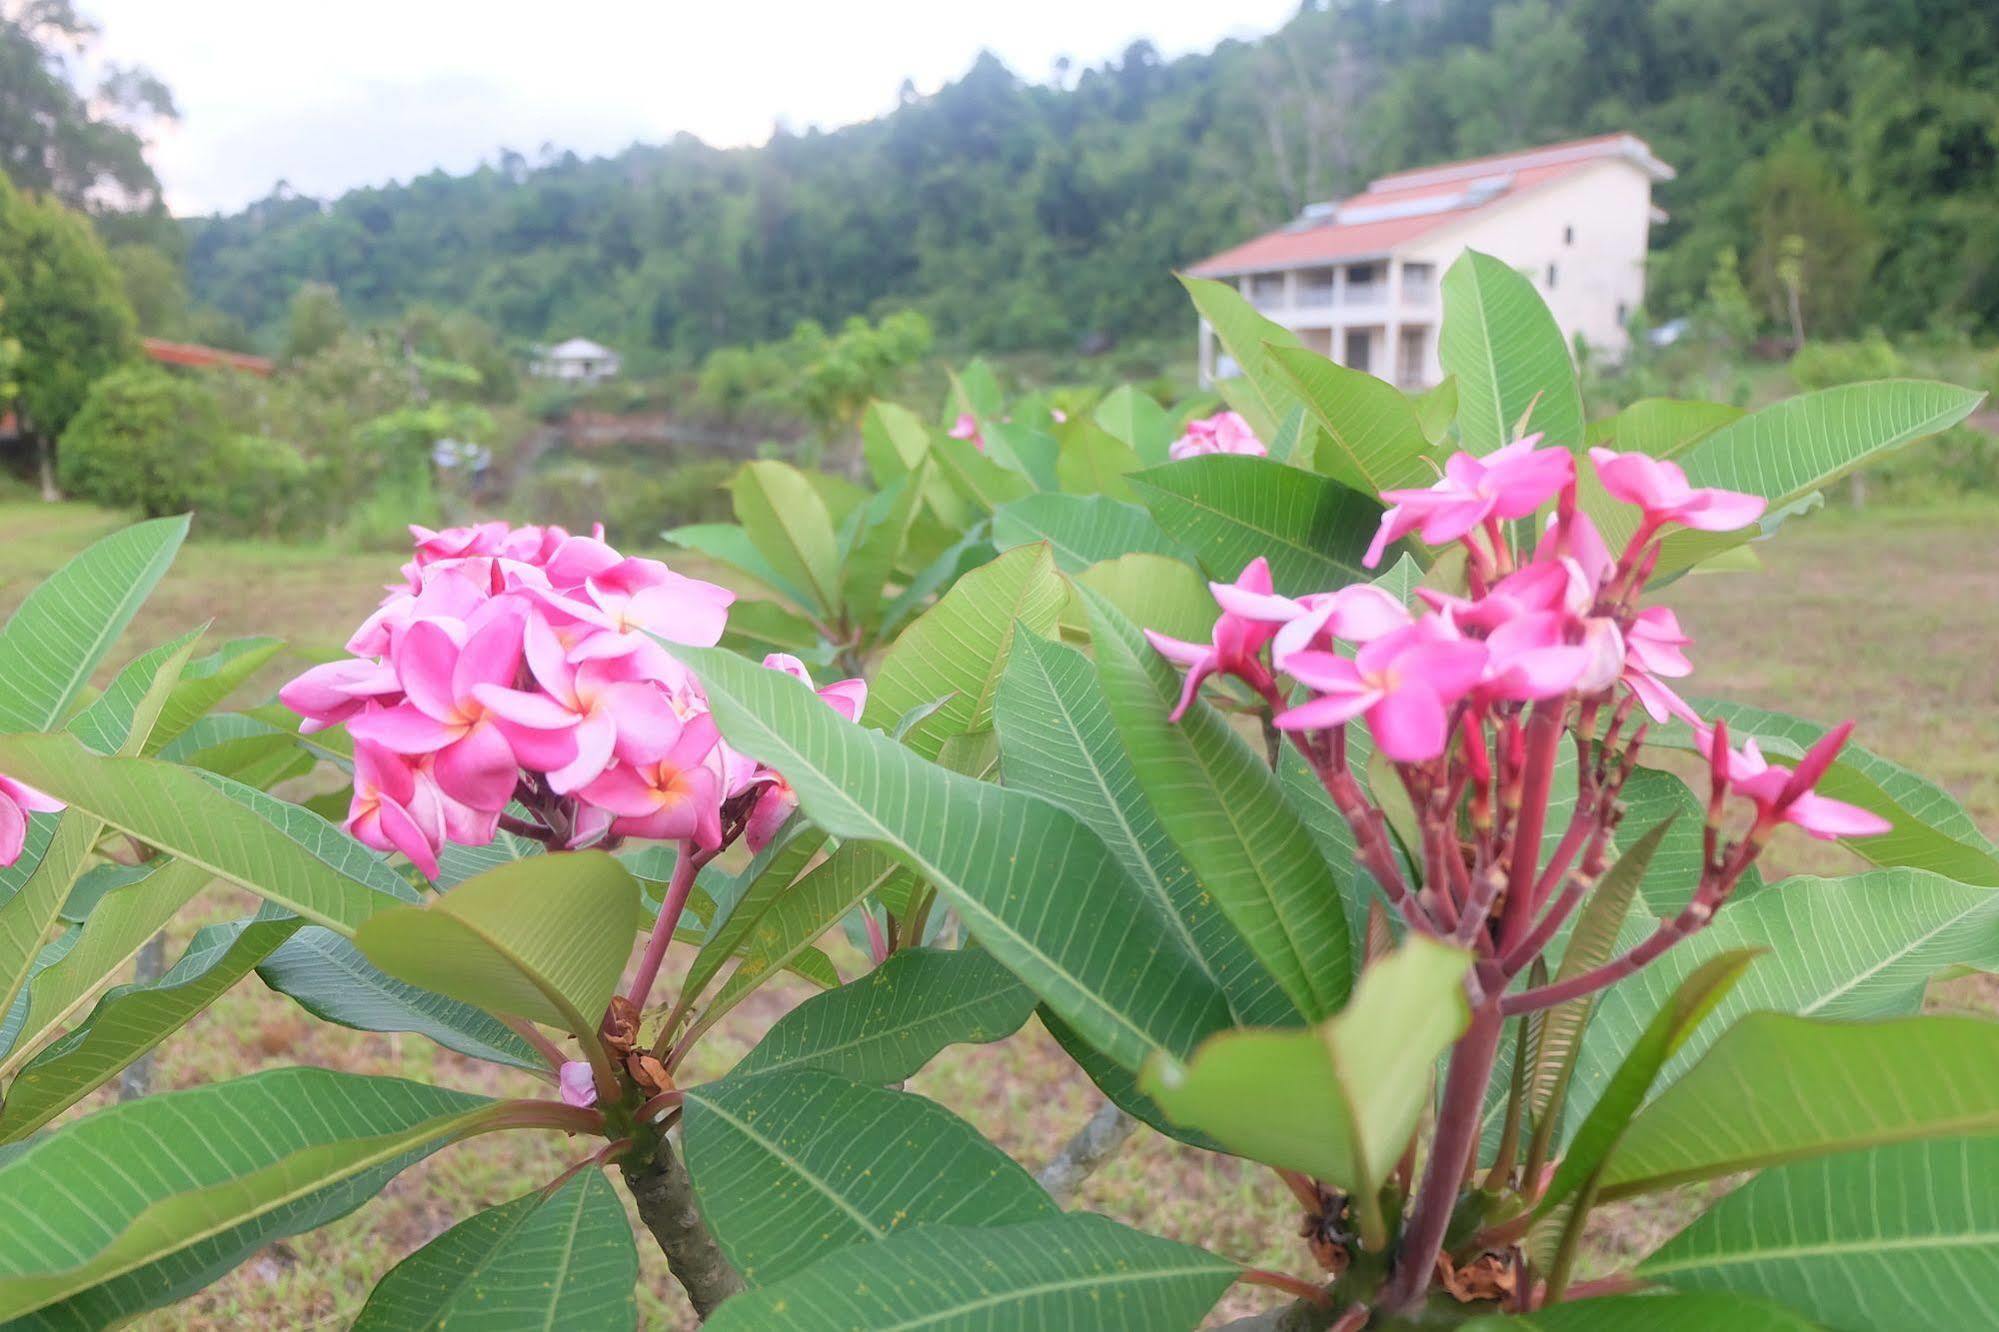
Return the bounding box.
[2,497,1996,1328]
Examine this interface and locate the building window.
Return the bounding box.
[1546,263,1558,289]
[1401,262,1436,304]
[1399,327,1426,387]
[1345,263,1381,305]
[1564,225,1575,245]
[1616,301,1630,325]
[1299,268,1335,307]
[1249,272,1287,309]
[1344,328,1372,374]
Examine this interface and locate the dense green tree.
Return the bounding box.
[283,280,349,363]
[174,0,1999,353]
[0,170,138,496]
[0,1,175,210]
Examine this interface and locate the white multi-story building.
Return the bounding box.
[1188,133,1674,389]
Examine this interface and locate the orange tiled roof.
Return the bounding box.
[142,337,275,377]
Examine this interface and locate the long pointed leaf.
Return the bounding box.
[1130,454,1385,595]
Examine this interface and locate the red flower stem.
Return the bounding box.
[1497,701,1566,955]
[627,841,703,1012]
[1383,999,1506,1311]
[1238,1268,1333,1307]
[1275,1167,1323,1212]
[540,1137,633,1195]
[1305,727,1436,936]
[497,1014,567,1074]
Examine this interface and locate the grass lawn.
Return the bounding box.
[2,497,1995,1328]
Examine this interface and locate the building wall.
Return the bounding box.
[1398,158,1654,363]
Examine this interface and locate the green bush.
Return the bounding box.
[1789,335,1905,391]
[204,434,324,538]
[513,456,735,545]
[57,366,232,518]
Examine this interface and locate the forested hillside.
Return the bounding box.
[185,0,1999,361]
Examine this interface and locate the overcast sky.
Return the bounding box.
[81,1,1298,217]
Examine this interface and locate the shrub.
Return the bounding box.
[513,456,735,544]
[1789,333,1904,390]
[56,365,232,517]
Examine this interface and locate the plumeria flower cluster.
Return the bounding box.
[1169,409,1267,461]
[281,520,864,880]
[1148,438,1889,1008]
[1147,436,1892,1306]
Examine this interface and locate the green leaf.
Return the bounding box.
[861,543,1068,760]
[1637,1136,1999,1331]
[0,906,303,1144]
[702,1212,1234,1331]
[684,1069,1057,1284]
[1265,343,1437,494]
[1439,250,1585,453]
[1539,949,1759,1215]
[351,1170,637,1332]
[1130,454,1385,596]
[0,1068,499,1321]
[1,858,209,1073]
[1178,274,1305,441]
[64,628,204,755]
[1142,938,1471,1232]
[1087,589,1348,1021]
[1094,385,1175,466]
[1585,398,1744,459]
[669,642,1235,1072]
[721,599,834,664]
[730,460,845,618]
[433,826,543,891]
[691,843,907,1039]
[664,522,817,608]
[737,947,1034,1084]
[1409,376,1459,447]
[947,361,1005,421]
[841,465,929,628]
[353,851,640,1042]
[0,734,412,934]
[1054,420,1142,499]
[1657,700,1999,885]
[1527,817,1675,1124]
[1680,380,1986,511]
[680,821,830,1007]
[995,629,1291,1026]
[0,514,188,732]
[148,636,285,755]
[981,421,1061,492]
[257,926,545,1072]
[1469,1290,1825,1331]
[932,433,1034,515]
[1071,552,1218,645]
[0,818,99,1042]
[1568,869,1999,1138]
[991,493,1192,572]
[1600,1013,1999,1201]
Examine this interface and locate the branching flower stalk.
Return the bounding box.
[1145,439,1892,1316]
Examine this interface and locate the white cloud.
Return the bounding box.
[83,0,1296,215]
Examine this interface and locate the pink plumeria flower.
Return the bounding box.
[473,613,687,794]
[1277,620,1489,762]
[1365,435,1574,567]
[346,566,488,658]
[1145,557,1283,721]
[948,413,984,450]
[346,611,528,812]
[1618,606,1698,722]
[1169,410,1266,461]
[558,1060,598,1108]
[1478,611,1591,702]
[1694,720,1891,840]
[346,743,446,880]
[577,713,726,850]
[278,657,403,735]
[1418,561,1571,633]
[1265,585,1414,671]
[1589,449,1766,535]
[534,556,734,651]
[740,655,868,851]
[0,774,64,868]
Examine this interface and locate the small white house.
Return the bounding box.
[1189,133,1674,389]
[531,337,623,384]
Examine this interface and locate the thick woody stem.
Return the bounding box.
[621,1132,745,1319]
[1498,701,1566,954]
[1383,1000,1506,1311]
[1035,1099,1140,1206]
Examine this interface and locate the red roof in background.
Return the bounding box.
[142,337,274,377]
[1187,133,1671,278]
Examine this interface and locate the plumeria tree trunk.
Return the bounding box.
[621,1131,743,1319]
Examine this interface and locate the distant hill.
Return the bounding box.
[183,0,1999,363]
